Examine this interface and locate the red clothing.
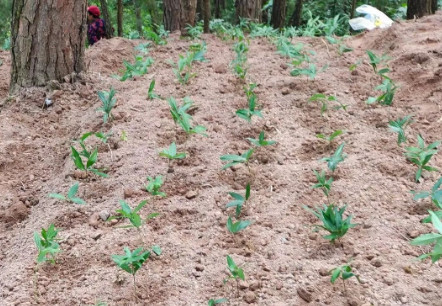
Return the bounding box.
[88,19,106,46]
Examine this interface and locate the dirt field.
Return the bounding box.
[0,13,442,306]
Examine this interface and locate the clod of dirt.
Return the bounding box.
[73,170,88,179]
[371,258,383,268]
[0,202,30,225]
[319,267,329,276]
[88,212,101,228]
[99,210,110,221]
[195,264,204,272]
[214,64,227,74]
[297,287,313,303]
[185,190,199,199]
[123,188,142,199]
[244,291,257,304]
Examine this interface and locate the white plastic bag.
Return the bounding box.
[349,5,393,31]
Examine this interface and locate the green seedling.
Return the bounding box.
[316,130,343,145]
[97,87,117,123]
[388,115,413,145]
[185,23,203,39]
[159,142,187,161]
[309,94,337,116]
[173,52,197,85]
[71,146,108,178]
[145,27,168,45]
[349,59,362,71]
[322,142,346,172]
[247,131,276,147]
[34,224,61,264]
[168,97,207,136]
[312,170,333,198]
[413,177,442,223]
[224,255,245,297]
[108,200,158,229]
[291,64,327,80]
[226,216,251,234]
[220,149,254,170]
[120,130,128,141]
[330,263,361,292]
[236,84,262,122]
[367,77,397,106]
[404,135,440,182]
[411,211,442,263]
[112,246,160,292]
[275,37,309,62]
[366,50,391,74]
[134,42,151,54]
[326,36,353,55]
[303,204,357,243]
[231,38,249,80]
[250,24,278,38]
[226,184,251,218]
[145,175,166,197]
[48,182,86,204]
[117,55,154,81]
[208,298,228,306]
[147,79,160,100]
[189,42,208,62]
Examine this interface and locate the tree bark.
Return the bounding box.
[10,0,87,91]
[117,0,123,36]
[134,0,143,35]
[407,0,432,19]
[203,0,211,33]
[235,0,262,23]
[350,0,356,19]
[100,0,113,38]
[180,0,197,35]
[215,0,225,18]
[290,0,303,27]
[431,0,438,13]
[196,0,203,21]
[271,0,287,29]
[164,0,181,32]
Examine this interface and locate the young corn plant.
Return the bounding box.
[71,145,108,178]
[404,135,440,182]
[303,204,357,243]
[412,177,442,223]
[367,77,397,106]
[247,131,276,147]
[185,23,203,39]
[145,27,168,45]
[316,130,344,146]
[410,211,442,263]
[173,52,197,85]
[220,149,254,170]
[388,115,413,145]
[291,64,328,80]
[308,94,346,117]
[145,175,166,197]
[224,255,245,297]
[97,87,117,123]
[117,55,154,81]
[366,50,391,75]
[231,37,249,81]
[159,142,187,167]
[168,97,207,137]
[322,142,346,172]
[48,182,86,204]
[108,200,159,229]
[312,170,333,200]
[236,83,262,122]
[208,298,228,306]
[226,184,251,218]
[147,79,160,100]
[226,216,251,234]
[326,36,353,55]
[330,263,361,292]
[34,224,61,264]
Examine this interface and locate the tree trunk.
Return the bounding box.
[134,0,143,35]
[100,0,113,38]
[197,0,203,20]
[235,0,262,23]
[203,0,211,33]
[10,0,87,92]
[215,0,225,18]
[431,0,438,13]
[407,0,432,19]
[117,0,123,36]
[164,0,181,32]
[290,0,303,27]
[271,0,287,29]
[180,0,197,35]
[350,0,356,19]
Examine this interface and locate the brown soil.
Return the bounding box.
[1,14,442,306]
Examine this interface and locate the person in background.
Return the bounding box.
[87,6,106,46]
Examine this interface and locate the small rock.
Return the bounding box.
[99,210,110,221]
[91,232,102,240]
[238,280,249,290]
[185,190,198,199]
[124,188,140,199]
[308,233,318,240]
[282,88,290,95]
[347,298,360,306]
[244,291,256,304]
[275,280,283,290]
[214,64,227,74]
[408,230,420,239]
[319,267,329,276]
[371,258,382,267]
[280,63,288,70]
[297,287,312,303]
[383,277,395,286]
[195,265,205,272]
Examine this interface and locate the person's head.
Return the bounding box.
[87,6,100,22]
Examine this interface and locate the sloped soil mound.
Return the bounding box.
[1,15,442,306]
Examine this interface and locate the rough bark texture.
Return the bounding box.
[164,0,181,32]
[291,0,303,26]
[117,0,123,36]
[180,0,197,35]
[407,0,432,19]
[235,0,262,23]
[203,0,210,33]
[270,0,287,29]
[10,0,87,91]
[350,0,356,19]
[215,0,225,18]
[100,0,113,38]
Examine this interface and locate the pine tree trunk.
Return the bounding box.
[203,0,211,33]
[271,0,287,29]
[197,0,203,20]
[180,0,197,35]
[10,0,87,92]
[350,0,356,18]
[407,0,432,19]
[290,0,303,26]
[431,0,438,13]
[164,0,181,32]
[117,0,123,36]
[235,0,262,23]
[100,0,114,38]
[134,0,143,34]
[215,0,225,18]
